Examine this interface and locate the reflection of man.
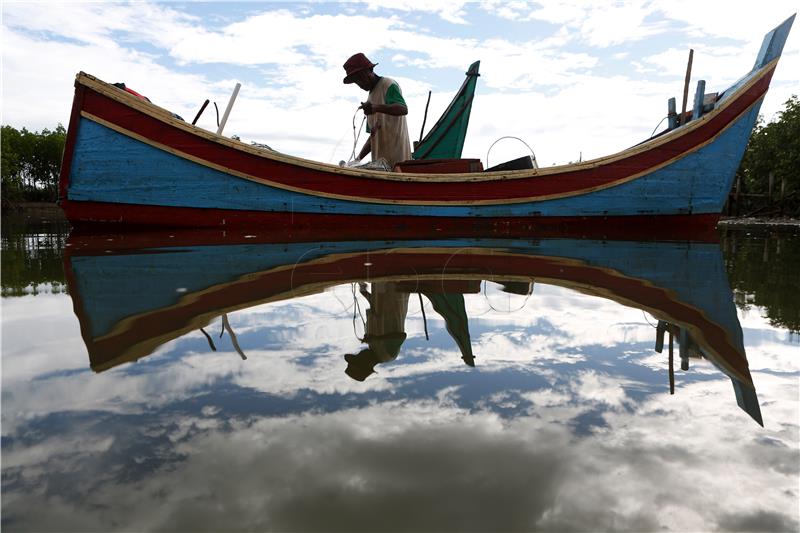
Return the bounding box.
[344,282,409,381]
[342,52,412,169]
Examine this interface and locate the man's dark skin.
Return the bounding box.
[352,68,408,161]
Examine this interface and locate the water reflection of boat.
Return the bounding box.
[64,231,761,424]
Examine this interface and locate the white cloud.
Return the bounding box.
[365,0,471,25]
[1,2,797,167]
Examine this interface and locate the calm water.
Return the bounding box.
[2,218,798,532]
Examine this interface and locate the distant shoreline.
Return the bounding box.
[717,216,800,229]
[2,202,798,230]
[2,202,67,224]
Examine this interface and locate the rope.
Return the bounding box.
[482,280,533,313]
[486,136,537,169]
[351,106,367,162]
[641,310,658,328]
[650,116,669,138]
[351,283,366,342]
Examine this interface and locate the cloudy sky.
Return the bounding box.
[2,1,798,166]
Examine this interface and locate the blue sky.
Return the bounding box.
[2,1,798,165]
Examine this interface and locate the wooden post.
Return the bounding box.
[655,320,667,352]
[680,49,694,125]
[679,328,689,371]
[668,330,675,395]
[692,80,706,120]
[217,83,241,135]
[768,171,774,202]
[734,175,741,216]
[192,99,210,126]
[780,176,786,216]
[668,97,678,130]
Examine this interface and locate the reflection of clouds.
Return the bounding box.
[3,399,798,532]
[1,343,247,434]
[3,284,799,531]
[1,295,88,381]
[468,285,660,356]
[571,370,632,408]
[738,311,800,373]
[635,350,722,378]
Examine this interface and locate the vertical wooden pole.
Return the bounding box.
[679,328,689,371]
[668,97,678,130]
[680,49,694,125]
[655,320,666,352]
[692,80,706,120]
[668,330,675,395]
[780,176,786,216]
[768,171,774,202]
[217,83,241,135]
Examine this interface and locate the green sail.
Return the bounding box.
[412,61,480,160]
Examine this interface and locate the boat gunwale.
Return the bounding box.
[73,58,777,185]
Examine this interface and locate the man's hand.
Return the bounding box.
[360,102,407,117]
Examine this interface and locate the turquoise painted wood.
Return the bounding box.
[754,14,795,69]
[68,100,760,218]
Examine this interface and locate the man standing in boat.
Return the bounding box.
[343,53,411,168]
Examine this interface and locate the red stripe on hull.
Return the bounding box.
[61,200,721,242]
[77,66,773,203]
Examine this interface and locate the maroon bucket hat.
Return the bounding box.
[343,53,378,84]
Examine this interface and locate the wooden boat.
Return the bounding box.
[58,17,793,236]
[64,230,762,424]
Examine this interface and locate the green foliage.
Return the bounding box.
[722,228,800,333]
[0,217,70,297]
[1,124,66,208]
[735,95,800,217]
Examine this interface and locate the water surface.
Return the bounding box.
[2,220,798,532]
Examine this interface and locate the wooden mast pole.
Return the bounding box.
[680,49,694,125]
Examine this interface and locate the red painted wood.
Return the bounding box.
[62,199,721,243]
[75,66,774,203]
[395,159,484,173]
